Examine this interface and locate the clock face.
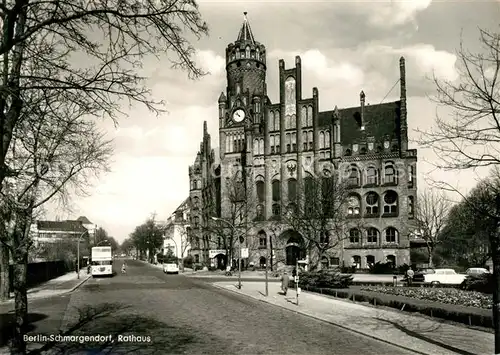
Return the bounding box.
[233,109,245,122]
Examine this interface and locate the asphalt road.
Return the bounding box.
[1,259,421,354]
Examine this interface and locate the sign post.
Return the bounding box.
[296,260,299,306]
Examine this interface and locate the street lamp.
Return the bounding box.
[77,230,89,279]
[211,216,241,289]
[96,239,109,246]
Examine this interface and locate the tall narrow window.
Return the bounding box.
[270,135,275,154]
[307,106,313,127]
[256,181,265,202]
[291,132,297,152]
[288,179,297,202]
[308,131,313,150]
[275,112,280,131]
[301,106,307,127]
[269,111,274,131]
[286,133,291,153]
[272,180,281,202]
[302,131,308,151]
[319,132,325,149]
[325,131,331,148]
[245,46,250,58]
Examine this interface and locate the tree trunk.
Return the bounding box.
[0,243,10,300]
[11,255,28,355]
[11,209,31,355]
[426,245,434,267]
[493,194,500,354]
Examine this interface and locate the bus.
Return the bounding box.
[91,246,113,277]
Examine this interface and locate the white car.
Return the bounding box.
[163,263,179,274]
[417,268,467,285]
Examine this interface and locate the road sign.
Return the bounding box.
[294,276,299,283]
[241,248,249,258]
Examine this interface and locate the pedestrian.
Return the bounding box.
[406,267,414,286]
[281,271,290,296]
[121,262,127,274]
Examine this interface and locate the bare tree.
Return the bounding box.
[413,190,452,267]
[418,27,500,352]
[205,167,256,269]
[0,0,209,190]
[0,89,112,354]
[281,172,351,270]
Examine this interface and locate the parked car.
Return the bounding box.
[466,267,490,276]
[413,268,466,285]
[163,263,179,274]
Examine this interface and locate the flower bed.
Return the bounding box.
[360,286,492,309]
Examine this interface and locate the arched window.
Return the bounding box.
[269,111,275,131]
[348,166,360,186]
[408,195,414,217]
[384,164,397,184]
[365,192,379,215]
[301,106,307,127]
[193,180,198,189]
[256,47,260,60]
[349,229,360,243]
[256,180,265,202]
[286,133,291,153]
[307,105,313,126]
[302,131,308,151]
[366,255,375,267]
[352,255,361,268]
[366,227,379,244]
[345,149,352,156]
[325,130,330,148]
[259,138,264,155]
[319,131,325,149]
[274,112,280,131]
[307,130,313,150]
[366,167,378,185]
[385,227,398,243]
[383,190,398,214]
[245,46,250,58]
[272,203,281,216]
[347,194,361,216]
[288,178,297,202]
[291,132,297,152]
[360,147,367,155]
[193,216,200,228]
[193,196,200,208]
[253,139,259,155]
[236,51,241,59]
[285,115,290,130]
[272,180,281,202]
[290,114,296,129]
[270,135,276,154]
[258,231,267,248]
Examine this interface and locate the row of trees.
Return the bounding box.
[0,0,209,353]
[124,215,164,263]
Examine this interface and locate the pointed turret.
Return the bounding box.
[237,12,255,44]
[218,92,227,103]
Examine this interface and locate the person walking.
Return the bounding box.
[406,267,414,286]
[281,271,290,296]
[121,261,127,274]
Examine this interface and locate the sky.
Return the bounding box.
[47,0,500,243]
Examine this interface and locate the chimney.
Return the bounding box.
[360,90,365,130]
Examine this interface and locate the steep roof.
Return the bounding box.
[37,220,88,233]
[76,216,92,224]
[318,101,401,144]
[236,12,255,44]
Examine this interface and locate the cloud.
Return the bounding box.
[365,0,433,28]
[196,50,225,76]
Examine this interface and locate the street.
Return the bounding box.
[1,259,421,354]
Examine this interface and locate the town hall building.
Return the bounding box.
[187,13,417,271]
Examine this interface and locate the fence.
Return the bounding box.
[4,259,81,292]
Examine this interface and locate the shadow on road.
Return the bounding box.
[0,313,48,347]
[27,302,199,355]
[374,317,475,355]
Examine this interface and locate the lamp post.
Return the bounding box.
[77,230,89,279]
[96,239,109,246]
[211,216,241,289]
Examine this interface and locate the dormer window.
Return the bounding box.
[360,147,367,155]
[345,149,352,156]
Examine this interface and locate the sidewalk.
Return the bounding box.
[186,270,402,282]
[213,281,493,355]
[1,270,91,304]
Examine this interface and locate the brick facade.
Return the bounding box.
[187,14,417,270]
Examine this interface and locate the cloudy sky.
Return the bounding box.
[49,0,500,243]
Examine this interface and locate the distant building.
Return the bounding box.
[163,198,192,260]
[31,216,95,247]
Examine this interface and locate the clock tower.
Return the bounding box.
[218,12,267,226]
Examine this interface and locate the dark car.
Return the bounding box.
[412,268,436,283]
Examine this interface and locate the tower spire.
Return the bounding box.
[237,11,255,44]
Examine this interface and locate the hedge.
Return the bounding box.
[288,284,493,329]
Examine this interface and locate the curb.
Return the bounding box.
[69,275,91,293]
[211,283,433,355]
[0,275,92,304]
